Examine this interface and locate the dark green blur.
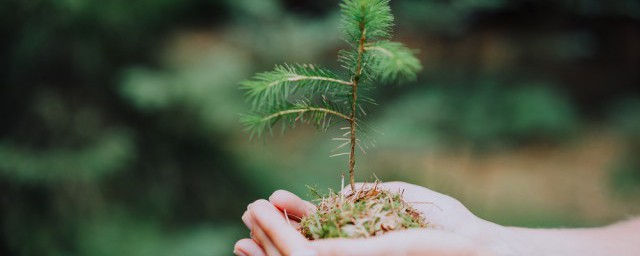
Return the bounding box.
[1,0,639,255]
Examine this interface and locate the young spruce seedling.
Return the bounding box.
[241,0,425,239]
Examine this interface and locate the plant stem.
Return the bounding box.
[348,19,367,192]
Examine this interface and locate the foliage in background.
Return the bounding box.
[373,81,579,150]
[609,98,640,197]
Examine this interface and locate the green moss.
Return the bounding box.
[300,185,427,239]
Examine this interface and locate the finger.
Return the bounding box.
[269,190,316,220]
[252,223,282,256]
[244,209,303,243]
[234,238,266,256]
[242,210,253,230]
[249,200,309,255]
[243,210,272,249]
[244,202,280,255]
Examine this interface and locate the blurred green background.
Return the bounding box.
[1,0,640,255]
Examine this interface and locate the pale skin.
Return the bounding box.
[234,182,640,256]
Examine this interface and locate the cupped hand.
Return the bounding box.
[234,182,501,256]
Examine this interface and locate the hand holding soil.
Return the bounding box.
[235,182,640,256]
[235,182,497,256]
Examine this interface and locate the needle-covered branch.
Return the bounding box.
[241,101,351,139]
[242,64,352,110]
[366,40,422,82]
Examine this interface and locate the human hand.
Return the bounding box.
[234,182,503,256]
[236,182,640,256]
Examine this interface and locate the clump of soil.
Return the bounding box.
[300,183,427,239]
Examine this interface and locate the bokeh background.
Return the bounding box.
[2,0,640,255]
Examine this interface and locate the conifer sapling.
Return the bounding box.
[241,0,427,239]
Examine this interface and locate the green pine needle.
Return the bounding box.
[367,40,422,82]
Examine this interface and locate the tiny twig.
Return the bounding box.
[409,202,443,211]
[341,173,345,203]
[330,152,350,158]
[284,209,292,227]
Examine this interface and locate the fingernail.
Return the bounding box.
[233,249,248,256]
[242,214,253,230]
[291,249,318,256]
[268,190,280,201]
